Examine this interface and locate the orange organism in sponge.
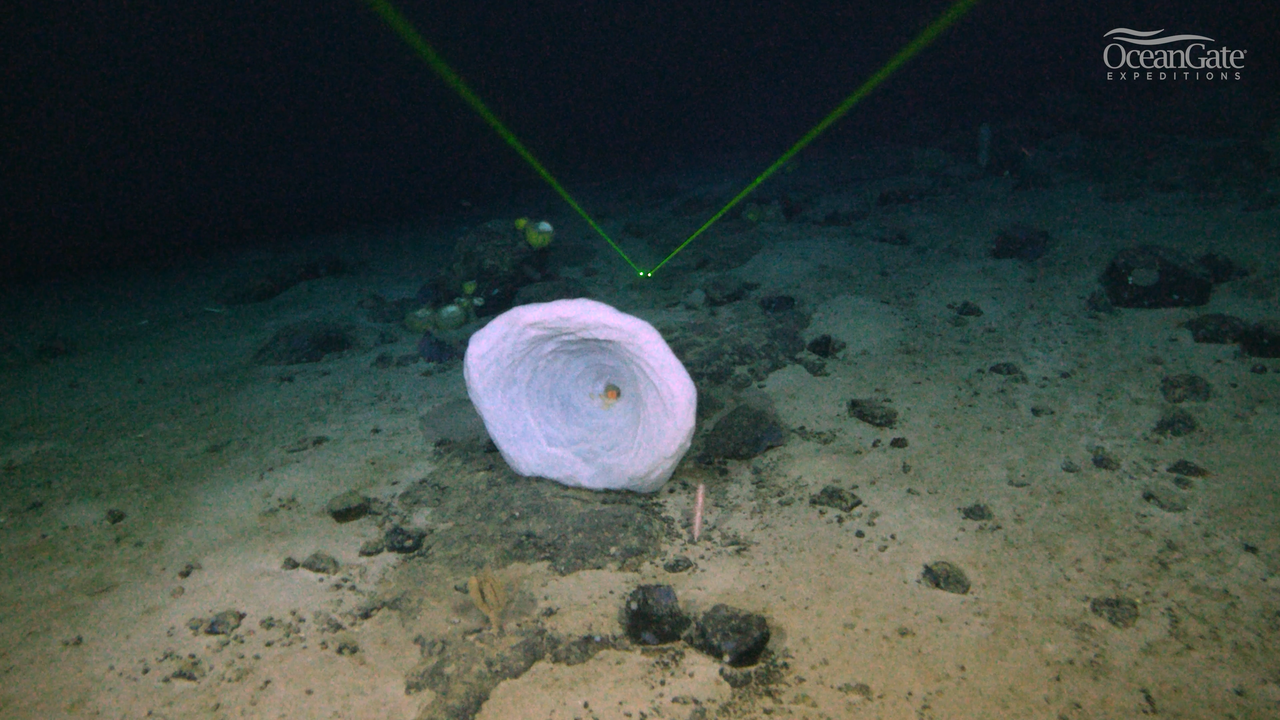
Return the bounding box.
[595,382,622,409]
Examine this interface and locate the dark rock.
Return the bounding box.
[1091,450,1121,470]
[688,604,770,667]
[1240,320,1280,358]
[758,295,795,314]
[358,538,386,557]
[954,301,984,317]
[105,508,127,525]
[666,305,807,388]
[1100,246,1213,308]
[847,398,897,428]
[922,561,970,594]
[404,627,553,718]
[702,276,754,306]
[701,403,786,461]
[1182,313,1248,344]
[988,362,1023,376]
[1030,405,1055,417]
[281,556,300,570]
[1143,487,1189,513]
[440,219,551,318]
[204,610,246,635]
[992,224,1052,261]
[1252,364,1269,374]
[1154,408,1197,437]
[1090,597,1139,628]
[301,552,340,575]
[325,490,371,523]
[662,556,694,573]
[809,485,863,513]
[1160,374,1212,403]
[959,504,993,521]
[888,437,909,448]
[623,585,690,645]
[253,321,356,365]
[396,443,668,576]
[806,334,845,358]
[1167,459,1209,477]
[417,333,460,363]
[384,526,427,554]
[1061,459,1080,473]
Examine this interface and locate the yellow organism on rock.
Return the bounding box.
[515,217,554,249]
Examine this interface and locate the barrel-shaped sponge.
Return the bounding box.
[463,299,696,492]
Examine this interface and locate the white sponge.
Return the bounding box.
[463,298,696,492]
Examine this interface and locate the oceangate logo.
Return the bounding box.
[1103,28,1245,81]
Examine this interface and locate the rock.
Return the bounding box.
[1160,374,1212,403]
[417,333,460,363]
[959,504,993,521]
[683,288,707,309]
[623,585,691,645]
[688,604,771,667]
[384,526,426,554]
[105,508,126,525]
[702,276,753,306]
[806,334,845,358]
[809,485,863,513]
[204,610,246,636]
[847,398,897,428]
[922,561,970,594]
[954,300,984,317]
[358,538,386,557]
[1100,246,1213,308]
[701,402,786,461]
[281,556,300,570]
[253,321,356,365]
[1142,487,1189,513]
[758,295,796,314]
[991,224,1052,261]
[1090,597,1139,628]
[1183,313,1247,344]
[988,362,1023,377]
[325,490,371,523]
[1166,459,1209,477]
[662,556,694,573]
[301,552,340,575]
[1154,408,1197,437]
[1091,449,1121,470]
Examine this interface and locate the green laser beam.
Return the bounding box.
[647,0,981,276]
[362,0,645,275]
[363,0,979,278]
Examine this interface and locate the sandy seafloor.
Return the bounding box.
[2,143,1279,720]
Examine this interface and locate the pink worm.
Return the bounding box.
[692,483,706,542]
